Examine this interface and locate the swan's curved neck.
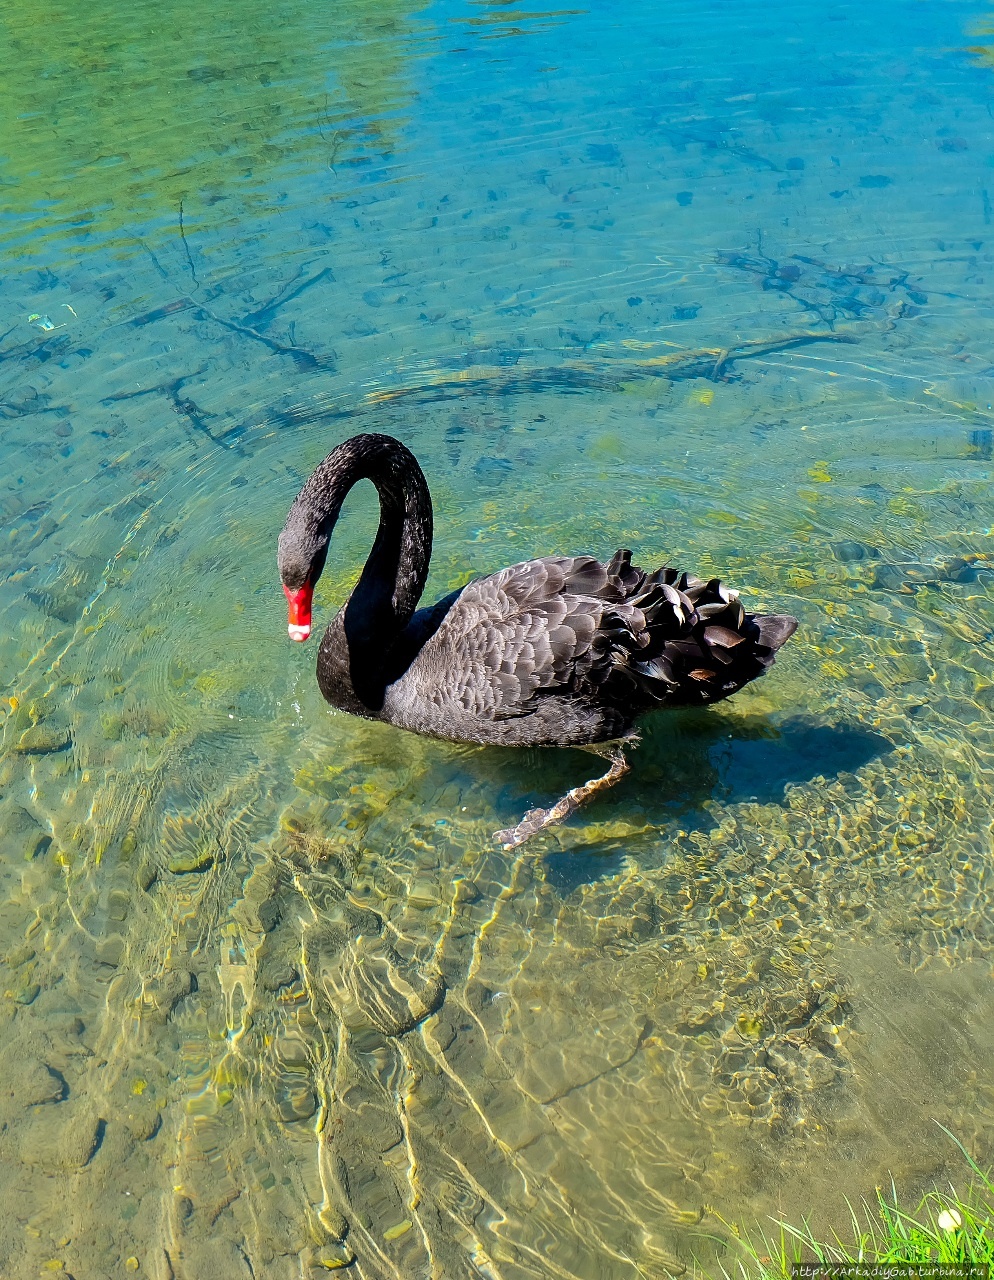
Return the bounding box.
[279,434,433,710]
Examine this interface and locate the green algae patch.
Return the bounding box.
[0,0,429,255]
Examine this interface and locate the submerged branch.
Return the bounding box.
[252,328,860,435]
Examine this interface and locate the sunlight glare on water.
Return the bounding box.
[3,0,994,1275]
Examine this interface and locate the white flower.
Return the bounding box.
[937,1208,962,1232]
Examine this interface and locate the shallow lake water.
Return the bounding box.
[3,0,994,1276]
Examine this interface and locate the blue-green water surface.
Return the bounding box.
[4,0,994,1276]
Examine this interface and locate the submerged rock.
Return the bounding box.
[21,1109,104,1170]
[939,556,975,582]
[137,968,194,1025]
[872,562,933,591]
[307,1242,355,1272]
[14,724,71,754]
[5,1056,67,1107]
[166,844,215,874]
[276,1082,318,1124]
[472,455,514,484]
[832,540,877,562]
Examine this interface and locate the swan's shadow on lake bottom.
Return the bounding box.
[476,712,892,893]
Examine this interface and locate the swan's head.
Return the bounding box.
[278,520,329,644]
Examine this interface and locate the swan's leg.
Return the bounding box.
[493,748,631,850]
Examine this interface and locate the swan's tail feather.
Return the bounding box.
[753,613,798,654]
[603,552,797,707]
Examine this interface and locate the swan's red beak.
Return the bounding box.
[284,584,313,642]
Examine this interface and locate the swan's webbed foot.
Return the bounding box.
[493,748,631,850]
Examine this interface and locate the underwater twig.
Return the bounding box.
[130,298,196,327]
[164,383,224,447]
[178,200,199,289]
[101,369,241,449]
[194,303,326,371]
[0,332,72,367]
[658,124,779,172]
[318,96,348,173]
[141,241,172,283]
[717,246,927,328]
[124,294,328,370]
[240,264,335,331]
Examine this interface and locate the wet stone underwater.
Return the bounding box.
[4,0,994,1275]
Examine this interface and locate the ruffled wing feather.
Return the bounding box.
[420,550,795,723]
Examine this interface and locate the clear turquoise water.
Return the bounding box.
[4,0,994,1275]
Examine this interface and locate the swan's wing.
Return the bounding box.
[417,550,796,720]
[420,554,642,720]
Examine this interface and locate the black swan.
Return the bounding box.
[278,433,797,848]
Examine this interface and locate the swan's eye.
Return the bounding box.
[284,583,313,643]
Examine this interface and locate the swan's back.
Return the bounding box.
[382,550,796,746]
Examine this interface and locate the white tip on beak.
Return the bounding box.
[288,624,311,643]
